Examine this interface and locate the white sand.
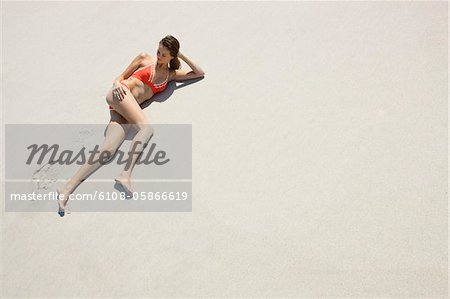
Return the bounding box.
[1,1,447,297]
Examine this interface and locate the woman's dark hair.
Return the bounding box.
[160,35,181,71]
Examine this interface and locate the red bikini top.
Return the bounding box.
[130,63,169,94]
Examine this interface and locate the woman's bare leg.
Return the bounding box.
[56,110,128,212]
[106,86,154,195]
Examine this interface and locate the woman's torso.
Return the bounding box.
[121,58,171,104]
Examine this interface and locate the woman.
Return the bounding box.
[56,35,205,217]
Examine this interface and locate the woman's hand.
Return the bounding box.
[112,81,127,102]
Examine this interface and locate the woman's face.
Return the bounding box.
[156,44,173,65]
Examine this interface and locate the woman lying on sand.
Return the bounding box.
[56,35,205,217]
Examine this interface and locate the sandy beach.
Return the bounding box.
[1,1,447,297]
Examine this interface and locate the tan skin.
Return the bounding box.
[56,43,204,216]
[112,44,205,104]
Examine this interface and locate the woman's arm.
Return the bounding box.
[112,52,149,101]
[172,52,205,81]
[113,52,148,84]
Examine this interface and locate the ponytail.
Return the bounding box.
[169,56,181,71]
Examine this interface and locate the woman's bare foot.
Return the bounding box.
[55,180,78,216]
[114,174,133,197]
[56,187,67,217]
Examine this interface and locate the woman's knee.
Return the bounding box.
[136,123,154,137]
[105,88,114,106]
